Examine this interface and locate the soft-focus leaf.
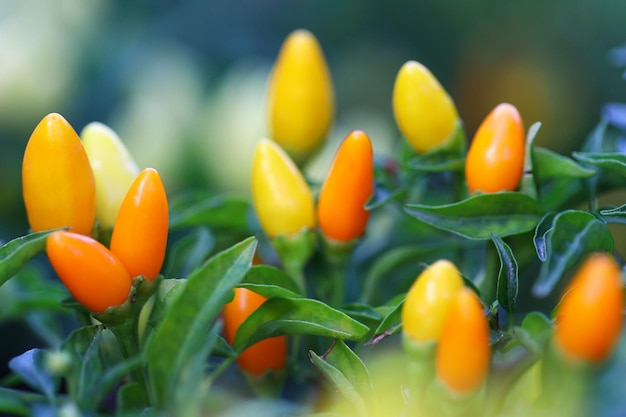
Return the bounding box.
[0,387,43,416]
[532,210,614,297]
[406,152,465,172]
[169,191,251,231]
[241,264,301,295]
[572,151,626,179]
[8,349,55,399]
[233,298,369,351]
[405,192,544,240]
[0,230,59,288]
[599,204,626,224]
[164,227,215,278]
[147,237,256,407]
[491,235,518,314]
[533,147,596,181]
[341,303,382,332]
[369,296,405,345]
[533,213,557,262]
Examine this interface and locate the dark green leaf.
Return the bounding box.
[241,264,301,294]
[369,296,404,345]
[405,192,544,240]
[406,152,465,172]
[164,227,215,278]
[147,237,256,407]
[533,213,557,261]
[365,185,407,210]
[169,191,251,231]
[117,382,146,415]
[0,387,44,416]
[572,151,626,178]
[600,204,626,224]
[491,235,518,314]
[233,298,370,351]
[532,210,614,297]
[8,349,55,399]
[533,147,596,181]
[0,230,59,288]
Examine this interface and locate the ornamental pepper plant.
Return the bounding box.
[1,29,626,417]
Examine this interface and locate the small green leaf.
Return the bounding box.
[0,230,59,288]
[369,296,404,345]
[572,151,626,178]
[532,210,614,297]
[169,191,251,231]
[405,192,544,240]
[341,303,382,330]
[533,147,596,181]
[364,185,407,210]
[491,235,518,315]
[233,298,370,351]
[406,152,465,172]
[164,227,215,278]
[521,311,552,343]
[147,237,256,407]
[8,349,55,399]
[241,264,301,295]
[600,204,626,224]
[0,387,43,416]
[533,213,557,261]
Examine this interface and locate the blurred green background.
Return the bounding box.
[1,0,626,241]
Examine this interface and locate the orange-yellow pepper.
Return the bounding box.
[317,130,374,242]
[22,113,96,235]
[436,287,490,394]
[554,253,624,363]
[392,61,460,153]
[251,138,315,239]
[46,231,131,313]
[110,168,169,280]
[223,288,287,375]
[267,29,334,165]
[465,103,525,193]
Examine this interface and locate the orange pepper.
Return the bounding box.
[465,103,525,193]
[554,253,624,363]
[436,287,490,394]
[46,231,131,313]
[317,130,374,242]
[22,113,95,235]
[110,168,169,280]
[222,288,287,375]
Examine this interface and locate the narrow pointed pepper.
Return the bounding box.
[392,61,461,154]
[46,231,132,313]
[402,260,465,344]
[22,113,96,235]
[436,287,490,394]
[317,130,374,243]
[554,253,624,363]
[465,103,525,193]
[110,168,169,280]
[82,122,140,229]
[267,29,334,165]
[223,288,287,376]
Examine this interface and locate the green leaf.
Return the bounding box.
[168,191,251,231]
[8,349,55,399]
[164,227,215,278]
[406,152,465,172]
[533,147,596,181]
[572,151,626,178]
[147,237,256,407]
[533,213,557,261]
[369,296,404,345]
[341,303,382,331]
[365,185,407,210]
[0,387,44,416]
[521,311,552,344]
[241,264,301,295]
[310,341,375,415]
[0,230,59,288]
[233,298,370,351]
[405,192,544,240]
[599,204,626,224]
[491,235,518,315]
[532,210,614,297]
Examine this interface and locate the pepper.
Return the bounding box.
[110,168,169,280]
[392,61,460,154]
[554,253,624,363]
[46,231,131,313]
[81,122,140,229]
[317,130,374,243]
[465,103,525,193]
[401,260,464,343]
[251,138,315,239]
[267,29,334,165]
[222,288,287,376]
[435,287,490,394]
[22,113,96,235]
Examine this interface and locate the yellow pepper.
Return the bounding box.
[392,61,460,153]
[81,122,140,229]
[22,113,96,235]
[251,138,315,238]
[267,29,334,165]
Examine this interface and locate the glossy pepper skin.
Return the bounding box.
[465,103,525,193]
[401,260,464,343]
[393,61,460,154]
[251,138,315,238]
[267,29,334,165]
[436,287,490,394]
[82,122,140,229]
[22,113,96,235]
[110,168,168,280]
[46,231,132,313]
[554,253,624,363]
[223,288,287,376]
[317,130,374,242]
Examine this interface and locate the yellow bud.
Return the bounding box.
[401,259,464,342]
[82,122,140,229]
[251,138,315,238]
[267,29,334,165]
[393,61,460,153]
